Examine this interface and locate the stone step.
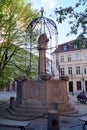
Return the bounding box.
[7,106,46,118]
[64,107,77,114]
[57,101,77,114]
[13,107,49,114]
[10,99,77,117]
[60,102,78,115]
[16,104,55,110]
[63,102,77,114]
[0,108,36,120]
[61,110,78,115]
[15,106,53,112]
[1,103,77,121]
[11,105,77,117]
[11,101,77,114]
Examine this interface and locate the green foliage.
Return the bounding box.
[0,44,38,90]
[55,0,87,40]
[0,0,39,89]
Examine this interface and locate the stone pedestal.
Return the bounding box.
[16,79,69,113]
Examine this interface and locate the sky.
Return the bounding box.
[25,0,85,44]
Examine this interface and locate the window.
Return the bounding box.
[74,43,78,49]
[75,54,80,60]
[82,43,85,48]
[68,67,72,75]
[76,66,80,74]
[60,56,64,62]
[83,53,87,60]
[84,68,87,74]
[68,55,71,62]
[77,81,81,90]
[63,45,68,51]
[60,67,65,76]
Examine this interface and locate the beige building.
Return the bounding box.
[52,38,87,94]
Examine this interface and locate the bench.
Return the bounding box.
[79,116,87,130]
[0,118,31,130]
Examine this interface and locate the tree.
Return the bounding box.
[0,0,39,89]
[55,0,87,40]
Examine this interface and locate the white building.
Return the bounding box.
[52,38,87,94]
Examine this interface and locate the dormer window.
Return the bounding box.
[74,43,78,49]
[63,45,68,51]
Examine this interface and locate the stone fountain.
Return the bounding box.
[10,8,75,116]
[15,34,72,114]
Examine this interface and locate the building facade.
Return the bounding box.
[52,38,87,94]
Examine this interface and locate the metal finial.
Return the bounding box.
[40,7,44,17]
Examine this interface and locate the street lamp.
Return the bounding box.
[56,62,61,79]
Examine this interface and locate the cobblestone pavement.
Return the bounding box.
[0,92,87,130]
[61,93,87,130]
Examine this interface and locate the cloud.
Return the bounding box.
[41,0,56,9]
[50,0,56,9]
[28,0,56,12]
[41,0,48,3]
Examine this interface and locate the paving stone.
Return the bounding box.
[0,92,87,130]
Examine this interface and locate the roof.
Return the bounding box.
[53,38,87,53]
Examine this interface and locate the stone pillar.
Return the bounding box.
[48,110,60,130]
[38,33,49,79]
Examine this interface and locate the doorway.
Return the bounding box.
[69,81,73,92]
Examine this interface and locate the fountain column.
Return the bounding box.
[38,34,51,80]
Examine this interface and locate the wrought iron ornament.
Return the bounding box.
[26,7,58,79]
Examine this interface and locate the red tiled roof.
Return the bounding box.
[52,38,87,53]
